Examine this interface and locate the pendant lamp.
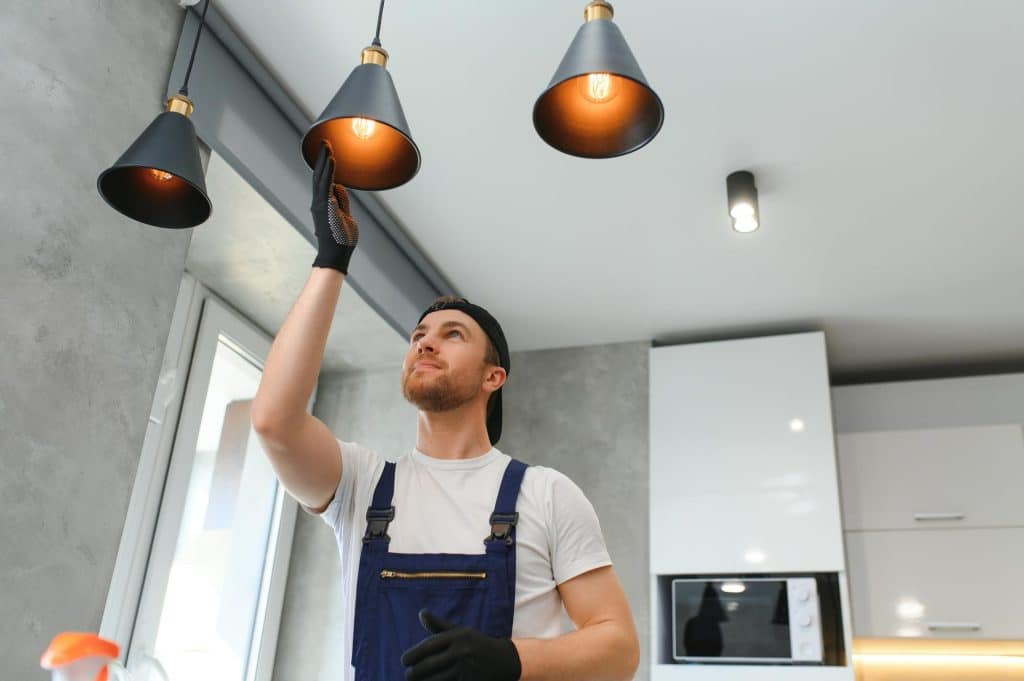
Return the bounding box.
[301,0,420,190]
[534,1,663,158]
[97,0,212,229]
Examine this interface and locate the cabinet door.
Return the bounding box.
[837,425,1024,531]
[845,527,1024,639]
[650,332,845,575]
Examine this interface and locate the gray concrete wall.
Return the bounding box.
[1,2,189,678]
[500,340,650,681]
[274,340,650,680]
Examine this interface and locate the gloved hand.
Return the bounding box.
[310,140,359,273]
[401,609,522,681]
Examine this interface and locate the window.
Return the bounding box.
[101,275,301,681]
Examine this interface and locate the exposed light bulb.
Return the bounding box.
[722,582,747,594]
[351,117,377,140]
[149,169,174,182]
[733,216,759,233]
[789,418,806,432]
[580,72,618,103]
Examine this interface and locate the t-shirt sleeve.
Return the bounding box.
[310,439,381,533]
[545,470,613,585]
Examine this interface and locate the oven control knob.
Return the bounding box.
[798,613,813,628]
[797,588,811,603]
[801,643,815,657]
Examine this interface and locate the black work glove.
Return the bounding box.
[310,140,359,273]
[401,609,522,681]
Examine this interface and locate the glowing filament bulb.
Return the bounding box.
[351,117,377,140]
[581,73,618,103]
[149,169,174,181]
[589,73,612,100]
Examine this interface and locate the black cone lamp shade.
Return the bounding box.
[534,1,663,158]
[97,94,212,229]
[534,1,663,157]
[302,46,420,190]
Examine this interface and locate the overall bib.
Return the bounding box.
[351,457,529,681]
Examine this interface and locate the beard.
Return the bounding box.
[401,365,482,413]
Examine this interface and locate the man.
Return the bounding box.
[252,142,639,681]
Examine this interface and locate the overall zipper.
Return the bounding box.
[380,569,487,580]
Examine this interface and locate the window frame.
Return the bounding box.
[101,272,307,681]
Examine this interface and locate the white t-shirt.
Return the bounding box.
[315,439,612,679]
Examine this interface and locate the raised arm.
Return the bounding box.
[251,268,345,512]
[251,141,360,513]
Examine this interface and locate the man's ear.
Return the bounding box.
[485,365,507,392]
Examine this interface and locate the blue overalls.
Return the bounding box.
[351,457,529,681]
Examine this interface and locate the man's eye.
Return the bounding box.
[449,330,462,338]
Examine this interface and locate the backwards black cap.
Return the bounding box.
[417,298,509,446]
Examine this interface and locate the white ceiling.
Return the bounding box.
[209,0,1024,378]
[187,152,406,372]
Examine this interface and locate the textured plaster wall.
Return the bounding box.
[1,2,189,677]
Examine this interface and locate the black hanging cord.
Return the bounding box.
[179,0,211,96]
[372,0,386,46]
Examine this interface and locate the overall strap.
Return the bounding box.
[487,459,528,544]
[364,461,396,543]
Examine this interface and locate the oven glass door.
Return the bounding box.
[673,579,792,662]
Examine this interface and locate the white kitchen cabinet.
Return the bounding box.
[649,332,854,680]
[649,331,846,575]
[844,527,1024,639]
[837,425,1024,532]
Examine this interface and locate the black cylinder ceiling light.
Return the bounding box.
[301,0,419,190]
[726,170,759,233]
[97,0,212,229]
[533,1,663,158]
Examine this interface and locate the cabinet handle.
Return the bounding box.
[926,622,982,632]
[913,512,966,522]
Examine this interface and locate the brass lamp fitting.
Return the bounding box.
[166,93,195,117]
[361,45,389,67]
[584,1,614,22]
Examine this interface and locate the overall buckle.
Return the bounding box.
[486,512,519,545]
[363,506,395,543]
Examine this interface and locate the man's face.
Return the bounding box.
[401,309,497,413]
